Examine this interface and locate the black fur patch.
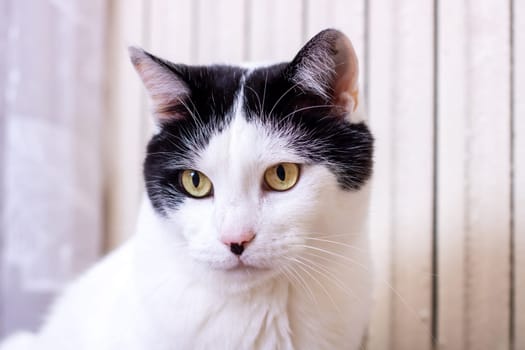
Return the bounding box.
[143,62,373,214]
[144,65,245,213]
[243,64,374,190]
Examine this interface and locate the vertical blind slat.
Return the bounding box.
[247,0,303,62]
[147,0,194,142]
[195,0,245,65]
[149,0,193,63]
[367,0,395,346]
[0,0,9,335]
[465,1,512,349]
[436,0,468,348]
[105,0,148,249]
[304,0,366,93]
[513,0,525,348]
[387,1,434,348]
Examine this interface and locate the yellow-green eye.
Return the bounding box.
[180,170,213,198]
[264,163,300,191]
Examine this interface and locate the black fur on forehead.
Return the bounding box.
[243,64,373,190]
[144,65,245,213]
[142,45,372,213]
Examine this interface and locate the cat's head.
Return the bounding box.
[130,29,373,291]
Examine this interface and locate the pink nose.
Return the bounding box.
[220,231,255,256]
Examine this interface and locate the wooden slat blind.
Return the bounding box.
[366,1,394,347]
[248,0,304,62]
[390,0,435,347]
[437,0,468,347]
[438,0,513,349]
[149,0,194,62]
[195,0,246,64]
[105,0,149,249]
[513,1,524,349]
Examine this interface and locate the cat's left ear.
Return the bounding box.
[129,47,190,123]
[287,29,360,114]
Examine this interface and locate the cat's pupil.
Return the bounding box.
[276,165,286,181]
[191,171,200,187]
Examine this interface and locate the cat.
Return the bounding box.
[0,28,374,350]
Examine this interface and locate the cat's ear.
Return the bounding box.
[287,29,359,113]
[129,47,190,123]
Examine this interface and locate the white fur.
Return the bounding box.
[292,48,335,101]
[1,94,372,350]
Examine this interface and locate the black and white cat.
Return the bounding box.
[1,29,374,350]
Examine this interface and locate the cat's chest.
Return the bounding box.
[139,279,294,350]
[188,295,292,349]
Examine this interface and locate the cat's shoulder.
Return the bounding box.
[35,240,140,349]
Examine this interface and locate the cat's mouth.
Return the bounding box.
[223,258,269,273]
[226,260,258,271]
[200,250,274,273]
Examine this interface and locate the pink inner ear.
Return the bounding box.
[129,47,190,122]
[136,61,189,121]
[333,35,359,113]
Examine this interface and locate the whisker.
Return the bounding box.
[296,256,362,303]
[308,232,365,238]
[301,234,440,278]
[295,245,436,343]
[287,257,341,319]
[302,237,369,255]
[292,244,370,272]
[244,85,262,114]
[267,77,320,118]
[183,96,204,125]
[278,104,337,122]
[279,266,311,305]
[284,263,319,309]
[261,70,268,113]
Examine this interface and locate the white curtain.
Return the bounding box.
[0,0,106,336]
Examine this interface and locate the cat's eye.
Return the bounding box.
[264,163,300,191]
[179,170,213,198]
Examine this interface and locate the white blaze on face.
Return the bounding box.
[178,91,306,270]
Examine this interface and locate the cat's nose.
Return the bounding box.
[221,231,255,256]
[229,242,246,256]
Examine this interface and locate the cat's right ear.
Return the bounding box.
[129,47,190,123]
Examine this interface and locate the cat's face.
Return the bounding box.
[131,29,373,288]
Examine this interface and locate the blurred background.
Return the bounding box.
[0,0,523,349]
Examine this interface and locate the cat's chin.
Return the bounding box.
[213,260,270,276]
[202,261,279,293]
[224,262,260,272]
